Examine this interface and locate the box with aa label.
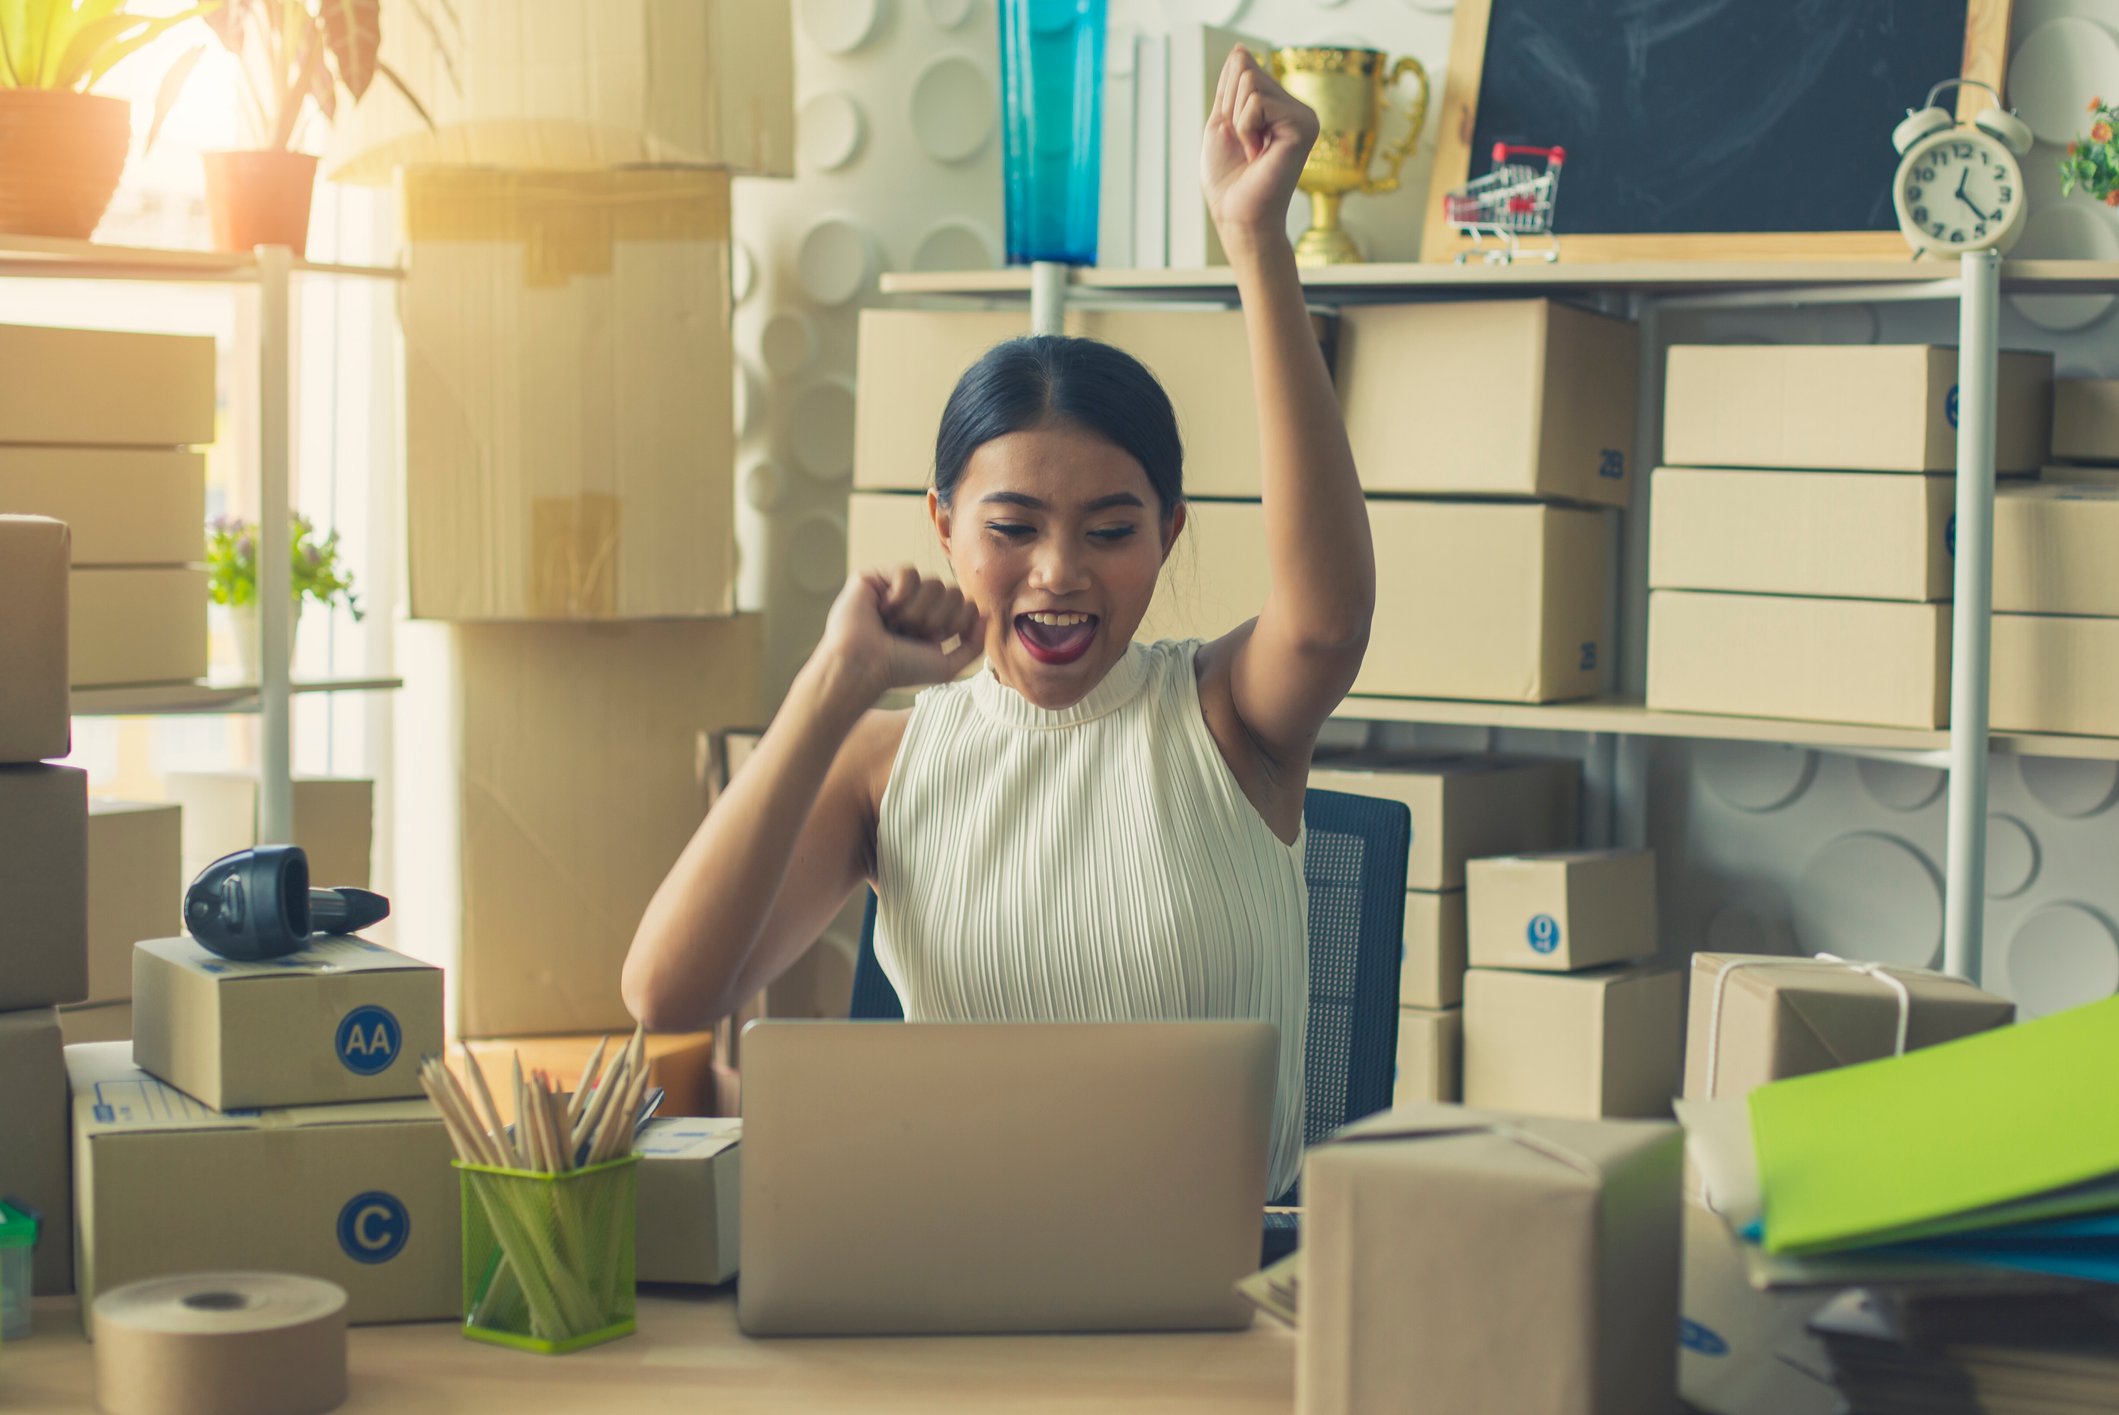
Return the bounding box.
[0,1010,70,1295]
[2052,379,2119,465]
[85,800,180,1006]
[133,936,441,1110]
[1399,890,1466,1009]
[1308,753,1580,892]
[1647,591,1950,729]
[0,516,70,763]
[0,449,205,566]
[1392,1007,1461,1104]
[634,1117,741,1285]
[68,1042,458,1326]
[1464,963,1682,1120]
[1467,849,1657,973]
[1663,344,2051,472]
[1649,468,1953,601]
[71,569,207,689]
[0,764,87,1012]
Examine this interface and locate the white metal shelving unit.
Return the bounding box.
[0,235,405,846]
[887,254,2119,983]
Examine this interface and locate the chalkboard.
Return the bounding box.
[1422,0,2013,262]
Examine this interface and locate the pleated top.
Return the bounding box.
[875,638,1308,1201]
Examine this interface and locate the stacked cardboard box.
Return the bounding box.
[1990,482,2119,735]
[164,772,371,889]
[1308,751,1581,1104]
[1461,848,1679,1120]
[0,327,213,689]
[1650,344,2052,728]
[57,799,183,1046]
[0,516,86,1298]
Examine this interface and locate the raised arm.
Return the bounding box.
[1201,46,1375,756]
[622,569,980,1030]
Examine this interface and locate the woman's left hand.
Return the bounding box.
[1200,45,1320,248]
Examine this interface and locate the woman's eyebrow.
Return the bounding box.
[980,491,1045,509]
[1082,492,1146,511]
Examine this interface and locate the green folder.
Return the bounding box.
[1750,994,2119,1255]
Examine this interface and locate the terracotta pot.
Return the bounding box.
[203,150,319,256]
[0,89,132,239]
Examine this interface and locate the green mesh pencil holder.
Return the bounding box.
[456,1156,637,1354]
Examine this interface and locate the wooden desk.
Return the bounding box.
[4,1289,1296,1413]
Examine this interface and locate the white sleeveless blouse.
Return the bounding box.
[874,638,1308,1201]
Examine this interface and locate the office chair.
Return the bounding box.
[846,787,1412,1265]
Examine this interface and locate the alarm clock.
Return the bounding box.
[1891,77,2034,257]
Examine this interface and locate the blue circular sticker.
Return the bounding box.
[1527,914,1561,954]
[1946,384,1960,429]
[337,1191,410,1264]
[335,1005,402,1076]
[1680,1318,1729,1357]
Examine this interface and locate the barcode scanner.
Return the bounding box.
[183,844,392,962]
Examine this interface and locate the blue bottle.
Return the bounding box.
[998,0,1106,266]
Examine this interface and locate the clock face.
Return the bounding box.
[1898,133,2020,251]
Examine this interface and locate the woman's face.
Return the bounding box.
[933,421,1184,709]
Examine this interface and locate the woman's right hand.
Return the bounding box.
[816,566,985,703]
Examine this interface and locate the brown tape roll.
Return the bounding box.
[93,1272,348,1415]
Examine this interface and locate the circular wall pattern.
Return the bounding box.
[1703,900,1794,957]
[2018,756,2119,819]
[2008,203,2119,332]
[1856,757,1945,813]
[731,240,757,305]
[796,217,877,307]
[789,513,851,596]
[2002,901,2119,1016]
[1985,813,2040,899]
[924,0,974,28]
[797,0,882,56]
[760,311,817,378]
[1695,741,1818,813]
[1794,833,1943,968]
[2007,16,2119,147]
[743,460,782,513]
[790,379,859,480]
[912,217,1000,272]
[910,54,995,164]
[798,91,868,172]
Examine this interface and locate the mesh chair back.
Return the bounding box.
[847,888,904,1021]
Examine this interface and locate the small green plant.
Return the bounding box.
[2059,96,2119,207]
[207,513,364,619]
[0,0,213,92]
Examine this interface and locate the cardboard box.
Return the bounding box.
[0,516,69,763]
[85,801,179,1006]
[163,773,372,890]
[0,1010,70,1295]
[853,307,1331,500]
[1338,300,1638,506]
[0,324,215,447]
[1647,590,1950,729]
[1467,849,1658,973]
[454,1031,716,1122]
[1649,468,1953,601]
[1681,952,2015,1103]
[0,449,205,566]
[1992,614,2119,735]
[327,0,792,181]
[1308,753,1580,892]
[1400,890,1466,1010]
[58,1002,130,1047]
[2040,462,2119,487]
[1464,963,1682,1120]
[1680,1198,1838,1415]
[133,936,442,1110]
[1994,482,2119,616]
[70,568,208,688]
[402,167,734,621]
[2051,379,2119,465]
[1663,344,2051,473]
[1300,1103,1681,1415]
[0,765,87,1011]
[1392,1007,1461,1104]
[397,616,760,1036]
[634,1116,740,1285]
[67,1042,458,1325]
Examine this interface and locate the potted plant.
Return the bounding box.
[0,0,215,238]
[208,513,364,681]
[202,0,438,254]
[2061,97,2119,208]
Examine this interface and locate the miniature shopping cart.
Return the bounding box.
[1443,143,1565,264]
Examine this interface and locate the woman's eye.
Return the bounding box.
[985,522,1032,539]
[1090,526,1137,542]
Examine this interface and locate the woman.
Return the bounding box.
[623,48,1374,1200]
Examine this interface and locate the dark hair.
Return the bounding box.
[932,335,1183,517]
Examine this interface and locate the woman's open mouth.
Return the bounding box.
[1015,611,1098,665]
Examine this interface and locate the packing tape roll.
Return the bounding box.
[93,1272,349,1415]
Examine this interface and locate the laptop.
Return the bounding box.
[736,1019,1278,1336]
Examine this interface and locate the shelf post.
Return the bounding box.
[1943,250,2000,981]
[1029,261,1068,336]
[257,245,295,845]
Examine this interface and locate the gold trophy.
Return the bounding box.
[1270,47,1429,266]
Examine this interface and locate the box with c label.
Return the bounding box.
[132,935,442,1110]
